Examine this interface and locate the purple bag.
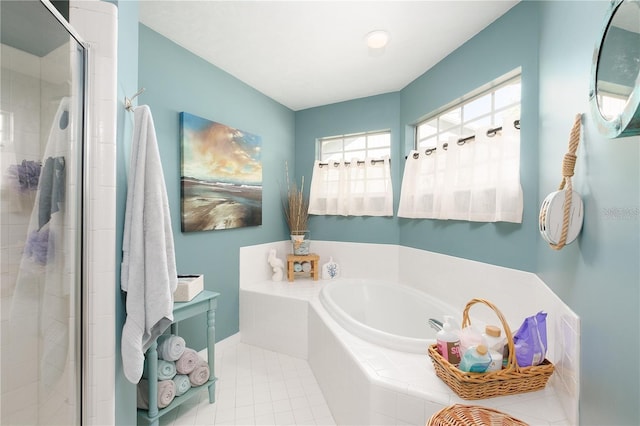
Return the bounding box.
[513,311,548,367]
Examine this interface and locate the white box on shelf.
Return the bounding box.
[175,275,204,302]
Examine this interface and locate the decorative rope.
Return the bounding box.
[549,113,582,250]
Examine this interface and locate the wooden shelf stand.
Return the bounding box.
[286,253,320,282]
[137,290,220,426]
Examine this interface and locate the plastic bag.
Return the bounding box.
[513,311,548,367]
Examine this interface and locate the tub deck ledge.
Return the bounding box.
[240,278,569,425]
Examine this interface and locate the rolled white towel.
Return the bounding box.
[172,374,191,396]
[188,360,210,387]
[137,379,176,409]
[157,334,186,361]
[175,348,199,375]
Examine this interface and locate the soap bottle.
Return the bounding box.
[436,316,461,366]
[482,325,506,371]
[458,344,492,373]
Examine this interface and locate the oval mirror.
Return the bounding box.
[590,0,640,138]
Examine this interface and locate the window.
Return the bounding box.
[398,72,522,223]
[317,130,391,162]
[309,129,393,217]
[416,76,521,151]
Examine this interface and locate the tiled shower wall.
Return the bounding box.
[0,35,87,425]
[69,2,117,425]
[0,45,46,425]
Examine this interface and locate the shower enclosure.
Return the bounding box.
[1,1,86,424]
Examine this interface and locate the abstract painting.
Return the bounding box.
[180,112,262,232]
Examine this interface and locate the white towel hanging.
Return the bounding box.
[121,104,177,384]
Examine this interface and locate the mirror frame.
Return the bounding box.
[589,0,640,139]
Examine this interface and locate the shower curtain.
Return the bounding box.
[8,97,75,395]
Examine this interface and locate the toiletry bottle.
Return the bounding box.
[458,344,491,373]
[482,325,506,371]
[459,325,484,356]
[436,316,461,366]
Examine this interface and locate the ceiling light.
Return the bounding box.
[366,30,390,50]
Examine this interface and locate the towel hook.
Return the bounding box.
[124,88,146,111]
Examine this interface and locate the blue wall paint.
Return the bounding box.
[397,2,540,272]
[294,3,540,271]
[110,0,138,423]
[295,93,401,244]
[118,1,640,424]
[137,25,295,346]
[291,2,639,423]
[537,2,639,425]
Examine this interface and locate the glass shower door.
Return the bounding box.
[1,1,85,424]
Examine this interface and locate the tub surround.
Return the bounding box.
[240,241,579,425]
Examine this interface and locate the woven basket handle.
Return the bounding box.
[461,298,520,373]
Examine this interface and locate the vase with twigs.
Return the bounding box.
[283,162,310,255]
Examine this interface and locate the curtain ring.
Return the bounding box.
[333,162,340,168]
[487,128,500,137]
[412,152,420,159]
[514,119,521,130]
[425,148,436,156]
[443,142,449,150]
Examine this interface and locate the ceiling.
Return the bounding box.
[139,1,519,111]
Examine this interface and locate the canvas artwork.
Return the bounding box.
[180,112,262,232]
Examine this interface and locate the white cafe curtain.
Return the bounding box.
[308,156,393,216]
[398,116,522,223]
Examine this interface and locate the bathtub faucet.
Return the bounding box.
[428,318,443,332]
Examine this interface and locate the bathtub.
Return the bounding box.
[319,279,458,353]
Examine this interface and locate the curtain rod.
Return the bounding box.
[318,158,389,168]
[412,119,521,158]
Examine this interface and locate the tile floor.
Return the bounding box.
[159,341,336,426]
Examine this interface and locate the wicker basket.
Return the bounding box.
[428,404,528,426]
[427,298,554,400]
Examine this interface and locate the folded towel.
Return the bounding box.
[175,348,200,375]
[157,334,186,361]
[172,374,192,396]
[188,360,210,387]
[143,359,176,381]
[137,379,176,409]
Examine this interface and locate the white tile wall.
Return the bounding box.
[240,290,309,359]
[239,240,580,425]
[69,2,117,425]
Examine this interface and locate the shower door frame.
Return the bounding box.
[38,1,90,424]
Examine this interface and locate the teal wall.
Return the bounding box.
[295,93,401,244]
[113,1,639,424]
[137,24,295,350]
[292,1,638,424]
[296,3,540,272]
[537,1,639,425]
[111,0,138,423]
[397,1,539,272]
[114,20,295,424]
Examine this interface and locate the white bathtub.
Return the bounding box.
[319,279,458,353]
